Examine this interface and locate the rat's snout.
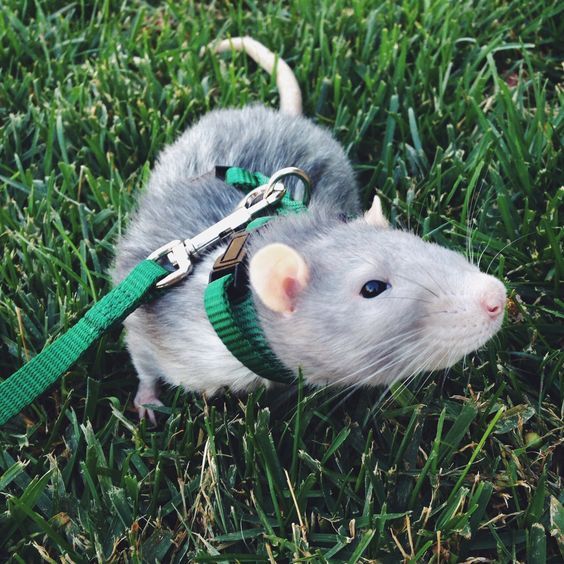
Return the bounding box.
[480,293,505,319]
[477,277,507,321]
[418,269,507,373]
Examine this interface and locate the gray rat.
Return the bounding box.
[112,37,507,422]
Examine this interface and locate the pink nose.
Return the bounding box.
[480,294,506,319]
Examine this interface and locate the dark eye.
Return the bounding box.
[360,280,389,298]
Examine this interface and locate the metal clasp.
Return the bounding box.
[148,166,310,289]
[148,240,193,288]
[235,166,311,209]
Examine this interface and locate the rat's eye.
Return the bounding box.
[360,280,389,298]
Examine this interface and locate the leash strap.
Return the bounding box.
[0,260,167,425]
[1,166,309,424]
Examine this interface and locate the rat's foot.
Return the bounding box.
[134,384,163,426]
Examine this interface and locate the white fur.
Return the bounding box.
[124,247,271,421]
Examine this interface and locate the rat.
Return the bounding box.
[112,37,507,423]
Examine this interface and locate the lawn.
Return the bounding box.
[0,0,562,561]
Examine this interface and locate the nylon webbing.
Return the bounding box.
[204,275,294,383]
[1,166,308,425]
[204,168,309,385]
[225,167,269,190]
[278,191,308,215]
[0,260,167,425]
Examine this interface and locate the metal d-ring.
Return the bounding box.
[264,167,312,204]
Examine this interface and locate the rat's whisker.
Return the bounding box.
[369,348,435,416]
[486,232,532,274]
[310,336,431,414]
[465,183,482,266]
[477,237,492,270]
[320,386,365,421]
[325,330,429,388]
[311,328,427,389]
[370,349,438,415]
[394,272,440,298]
[326,342,436,419]
[352,339,434,393]
[374,296,435,304]
[419,310,452,317]
[417,262,449,296]
[259,325,428,422]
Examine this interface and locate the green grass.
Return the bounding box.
[0,0,562,561]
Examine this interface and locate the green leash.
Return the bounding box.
[0,260,167,425]
[0,166,310,425]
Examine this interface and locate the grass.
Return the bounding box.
[0,0,562,561]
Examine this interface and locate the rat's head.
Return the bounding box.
[247,196,507,387]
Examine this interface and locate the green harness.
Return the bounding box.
[0,167,309,425]
[205,168,308,384]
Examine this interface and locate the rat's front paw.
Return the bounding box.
[134,385,163,426]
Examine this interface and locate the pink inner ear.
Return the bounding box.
[282,277,301,309]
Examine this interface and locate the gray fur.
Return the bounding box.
[114,106,360,279]
[112,105,364,399]
[113,104,505,407]
[248,216,504,388]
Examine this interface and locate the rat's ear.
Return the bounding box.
[364,195,389,228]
[249,243,309,314]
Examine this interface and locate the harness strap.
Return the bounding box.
[205,274,294,383]
[223,167,269,190]
[204,170,309,385]
[0,260,167,425]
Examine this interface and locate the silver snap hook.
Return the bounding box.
[265,167,311,204]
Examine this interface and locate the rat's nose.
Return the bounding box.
[480,292,506,319]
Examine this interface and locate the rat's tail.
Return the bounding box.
[209,36,302,116]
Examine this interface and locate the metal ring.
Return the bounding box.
[264,167,312,204]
